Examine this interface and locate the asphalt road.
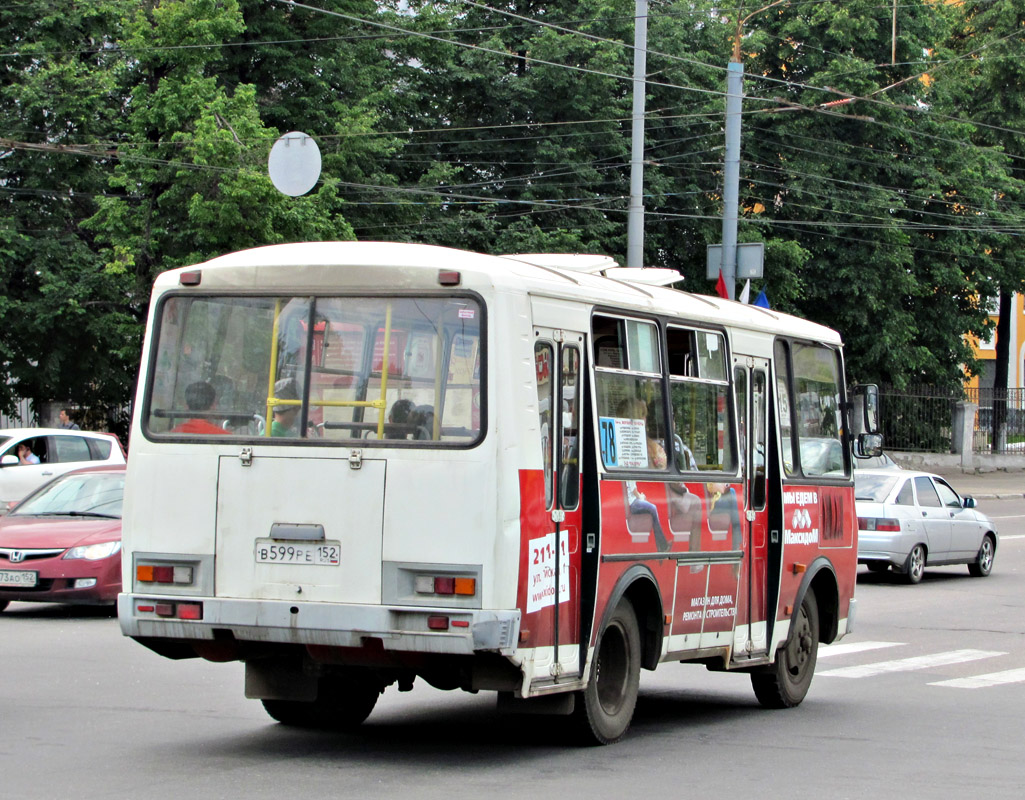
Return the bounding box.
[2,496,1023,800]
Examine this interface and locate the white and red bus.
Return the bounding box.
[119,242,880,744]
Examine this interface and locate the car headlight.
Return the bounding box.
[63,541,122,561]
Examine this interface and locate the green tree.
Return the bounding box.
[728,0,1019,389]
[0,1,137,425]
[948,0,1025,445]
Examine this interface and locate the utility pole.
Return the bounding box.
[626,0,648,268]
[721,57,743,300]
[719,1,784,300]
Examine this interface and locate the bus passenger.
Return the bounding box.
[618,397,670,553]
[271,378,300,437]
[171,381,229,435]
[387,399,415,439]
[411,405,435,440]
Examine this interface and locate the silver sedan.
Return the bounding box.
[855,469,998,584]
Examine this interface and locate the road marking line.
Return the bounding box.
[818,641,903,659]
[817,649,1006,679]
[996,534,1024,540]
[929,668,1025,689]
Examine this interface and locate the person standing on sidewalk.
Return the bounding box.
[58,408,80,430]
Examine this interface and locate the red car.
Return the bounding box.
[0,466,125,612]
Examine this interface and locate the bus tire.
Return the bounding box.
[574,600,641,745]
[261,675,380,730]
[751,587,819,709]
[967,534,995,577]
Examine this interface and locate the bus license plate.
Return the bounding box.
[254,540,341,566]
[0,569,38,587]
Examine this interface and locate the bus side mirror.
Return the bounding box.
[855,432,883,458]
[851,384,880,435]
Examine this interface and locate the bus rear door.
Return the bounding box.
[527,325,584,684]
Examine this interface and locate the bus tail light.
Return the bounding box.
[136,563,194,586]
[143,601,203,620]
[414,574,477,597]
[858,517,901,532]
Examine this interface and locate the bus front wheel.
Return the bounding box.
[261,674,381,730]
[751,587,819,709]
[574,600,641,745]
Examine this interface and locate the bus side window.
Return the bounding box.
[668,327,733,472]
[774,340,796,476]
[559,345,581,509]
[535,342,555,509]
[592,315,665,470]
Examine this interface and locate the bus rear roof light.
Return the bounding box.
[179,270,202,286]
[438,270,461,286]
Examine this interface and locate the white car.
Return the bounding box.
[855,469,998,584]
[0,428,127,507]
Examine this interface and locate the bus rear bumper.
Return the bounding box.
[118,593,521,657]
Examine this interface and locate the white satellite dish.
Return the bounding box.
[268,131,321,196]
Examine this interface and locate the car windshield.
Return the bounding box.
[856,452,896,469]
[854,473,898,502]
[14,472,125,518]
[799,438,844,475]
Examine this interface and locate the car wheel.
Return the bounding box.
[866,562,889,574]
[902,544,926,584]
[967,534,995,577]
[261,674,381,730]
[574,600,641,745]
[751,587,819,709]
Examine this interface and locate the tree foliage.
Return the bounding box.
[2,0,1025,431]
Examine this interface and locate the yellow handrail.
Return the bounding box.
[265,299,283,437]
[376,303,392,438]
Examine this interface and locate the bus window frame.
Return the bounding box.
[140,289,488,450]
[591,309,739,480]
[665,323,737,477]
[591,311,667,475]
[773,337,850,482]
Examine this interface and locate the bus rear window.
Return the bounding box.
[145,294,483,446]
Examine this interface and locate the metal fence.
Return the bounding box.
[880,385,1025,454]
[967,387,1025,454]
[879,385,959,453]
[0,398,34,430]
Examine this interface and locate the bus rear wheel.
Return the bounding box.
[261,674,381,730]
[751,587,819,709]
[574,600,641,745]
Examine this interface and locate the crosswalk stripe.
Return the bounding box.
[929,668,1025,689]
[817,649,1006,679]
[818,641,903,659]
